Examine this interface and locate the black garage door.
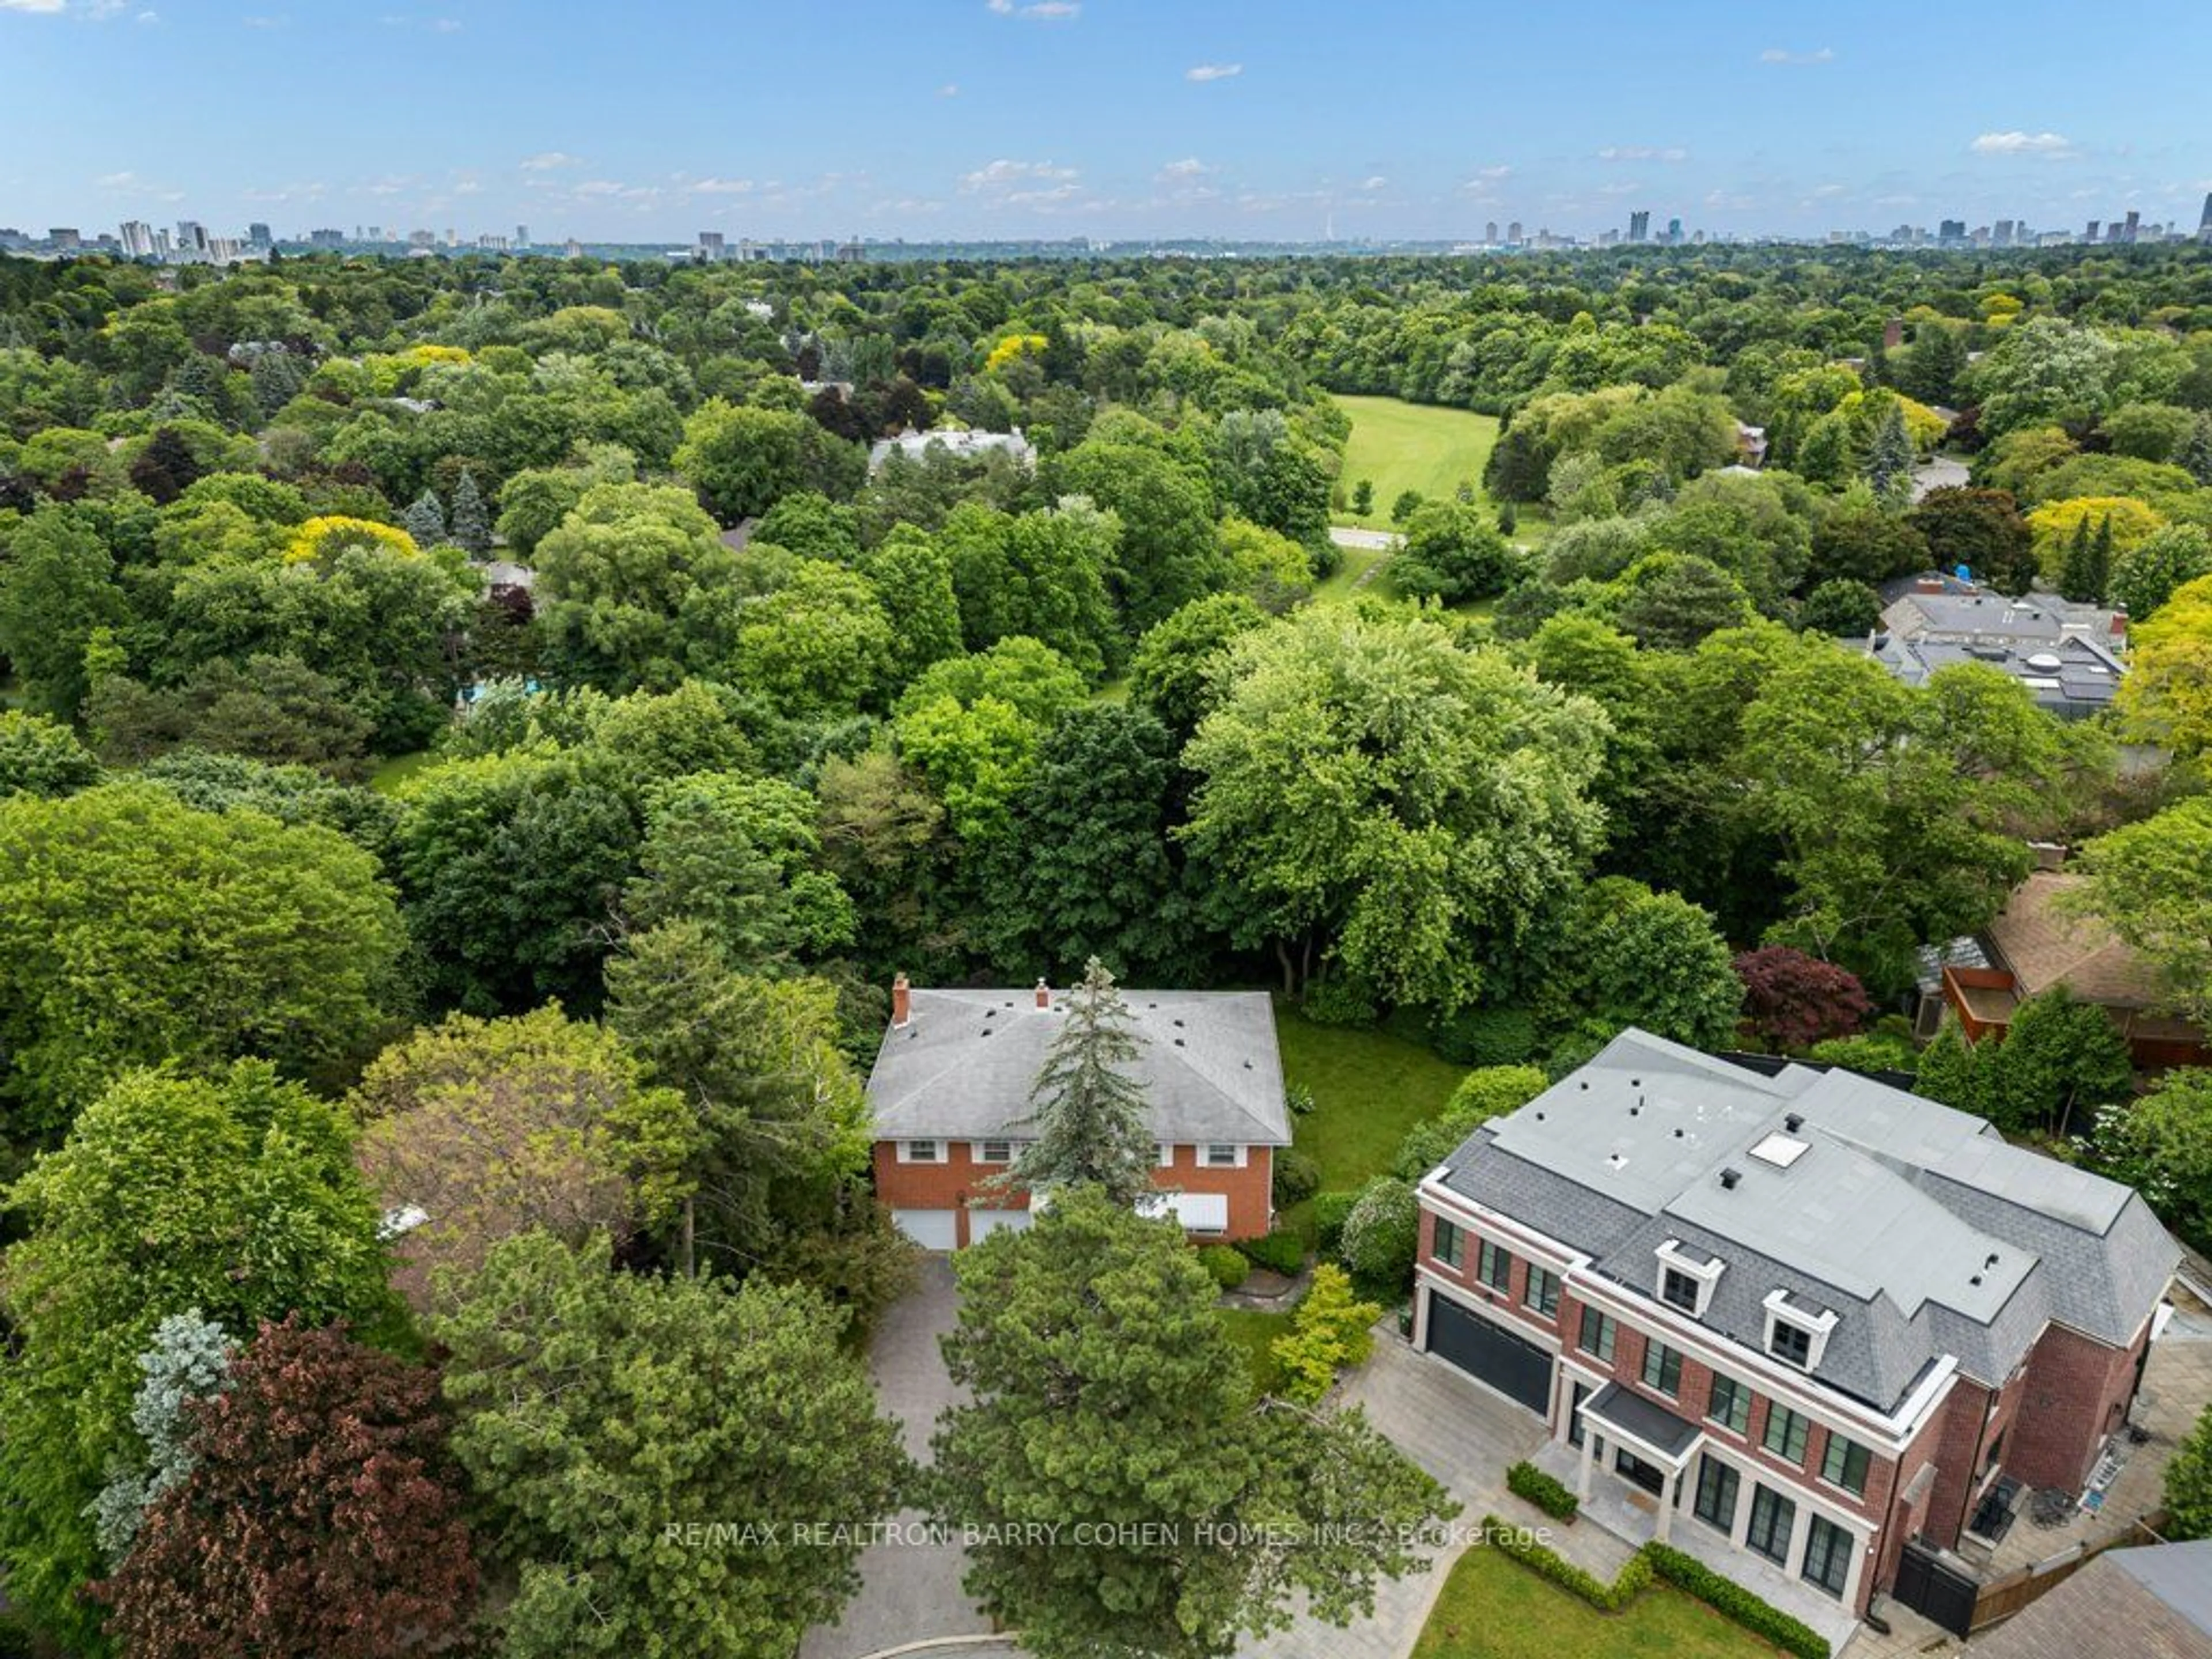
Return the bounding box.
[1426,1296,1553,1415]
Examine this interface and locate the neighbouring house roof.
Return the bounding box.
[1862,630,2125,719]
[1880,586,2127,649]
[1971,1541,2212,1659]
[866,426,1036,474]
[1437,1029,2178,1413]
[718,517,759,553]
[866,988,1292,1147]
[1986,870,2167,1010]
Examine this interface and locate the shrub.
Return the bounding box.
[1236,1229,1308,1276]
[1480,1514,1623,1609]
[1733,946,1872,1051]
[1285,1081,1316,1118]
[1272,1146,1322,1209]
[1312,1191,1359,1257]
[1429,1003,1539,1067]
[1506,1460,1579,1521]
[1197,1244,1251,1291]
[1643,1543,1829,1658]
[1270,1264,1382,1403]
[1301,978,1377,1027]
[1393,1064,1549,1179]
[1338,1177,1419,1286]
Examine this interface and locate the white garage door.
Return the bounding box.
[892,1209,959,1251]
[969,1209,1032,1243]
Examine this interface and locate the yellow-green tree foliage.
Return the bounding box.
[1271,1263,1383,1404]
[282,514,419,564]
[2025,496,2164,579]
[2120,571,2212,757]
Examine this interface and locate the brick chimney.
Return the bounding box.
[1883,316,1904,351]
[1035,978,1051,1010]
[892,972,911,1028]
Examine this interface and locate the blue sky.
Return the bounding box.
[2,0,2209,243]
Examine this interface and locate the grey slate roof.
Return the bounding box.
[1585,1381,1702,1459]
[1439,1030,2179,1414]
[867,988,1291,1146]
[1862,631,2125,721]
[1973,1541,2212,1659]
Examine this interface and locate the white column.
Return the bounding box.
[1578,1426,1597,1501]
[1656,1467,1677,1543]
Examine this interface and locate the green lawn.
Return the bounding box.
[1275,1001,1466,1198]
[1332,395,1502,531]
[1217,1307,1293,1396]
[1413,1547,1783,1659]
[369,749,438,793]
[1313,541,1389,604]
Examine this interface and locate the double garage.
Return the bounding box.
[892,1208,1031,1251]
[1425,1291,1555,1417]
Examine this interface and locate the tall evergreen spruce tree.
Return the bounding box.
[1864,401,1914,504]
[1001,957,1156,1207]
[403,489,448,549]
[450,468,493,554]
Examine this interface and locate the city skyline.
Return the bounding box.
[2,0,2209,244]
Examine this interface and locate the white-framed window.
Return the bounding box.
[1157,1142,1177,1168]
[1762,1289,1838,1372]
[974,1139,1013,1165]
[898,1139,945,1164]
[1203,1143,1242,1169]
[1655,1238,1725,1319]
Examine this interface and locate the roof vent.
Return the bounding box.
[1578,1081,1589,1090]
[1969,1274,1983,1287]
[1630,1078,1641,1088]
[1173,1037,1185,1047]
[2027,652,2063,673]
[1985,1253,1999,1269]
[1673,1128,1684,1138]
[1784,1113,1804,1133]
[1719,1168,1742,1190]
[1629,1104,1641,1116]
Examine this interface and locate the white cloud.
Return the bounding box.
[1359,175,1387,191]
[520,151,582,171]
[1597,145,1688,162]
[987,0,1078,17]
[1971,130,2076,158]
[1185,62,1241,82]
[960,158,1077,192]
[1759,46,1834,64]
[686,177,754,195]
[0,1,69,14]
[1156,157,1209,180]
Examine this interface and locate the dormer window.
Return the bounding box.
[1654,1238,1724,1319]
[1763,1288,1839,1372]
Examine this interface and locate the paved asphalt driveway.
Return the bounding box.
[800,1256,991,1659]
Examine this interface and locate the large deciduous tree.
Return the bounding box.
[350,1006,696,1303]
[673,398,865,525]
[2119,572,2212,758]
[931,1188,1452,1659]
[95,1320,480,1659]
[434,1230,906,1659]
[2078,797,2212,1024]
[531,482,745,691]
[1181,607,1607,1012]
[0,782,405,1142]
[0,1065,400,1652]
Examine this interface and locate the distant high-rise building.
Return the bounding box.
[175,220,208,256]
[309,228,346,248]
[1484,219,1498,244]
[247,222,273,250]
[151,227,171,258]
[1627,209,1650,243]
[1666,217,1682,244]
[118,219,155,257]
[1993,219,2015,247]
[2085,219,2100,243]
[1938,218,1967,244]
[1506,219,1523,243]
[2199,194,2212,238]
[2124,209,2141,243]
[563,237,585,259]
[516,224,530,246]
[409,229,435,248]
[699,230,726,259]
[48,228,81,250]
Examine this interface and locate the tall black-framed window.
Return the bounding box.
[1763,1403,1810,1465]
[1578,1306,1617,1363]
[1433,1217,1465,1270]
[1707,1371,1751,1435]
[1746,1484,1796,1566]
[1801,1514,1853,1598]
[1661,1267,1702,1312]
[1477,1238,1512,1293]
[1524,1264,1561,1317]
[1821,1434,1872,1498]
[1640,1340,1684,1397]
[1692,1455,1740,1533]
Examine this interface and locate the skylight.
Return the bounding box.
[1748,1132,1810,1169]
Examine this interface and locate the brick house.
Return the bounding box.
[1940,870,2209,1069]
[865,977,1290,1249]
[1412,1031,2177,1626]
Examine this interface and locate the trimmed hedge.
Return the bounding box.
[1645,1541,1830,1659]
[1476,1519,1830,1658]
[1272,1146,1323,1208]
[1479,1513,1628,1611]
[1312,1190,1359,1256]
[1197,1244,1251,1290]
[1506,1460,1579,1521]
[1237,1229,1308,1275]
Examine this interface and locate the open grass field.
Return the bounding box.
[1332,395,1502,531]
[1274,999,1466,1197]
[1412,1547,1784,1659]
